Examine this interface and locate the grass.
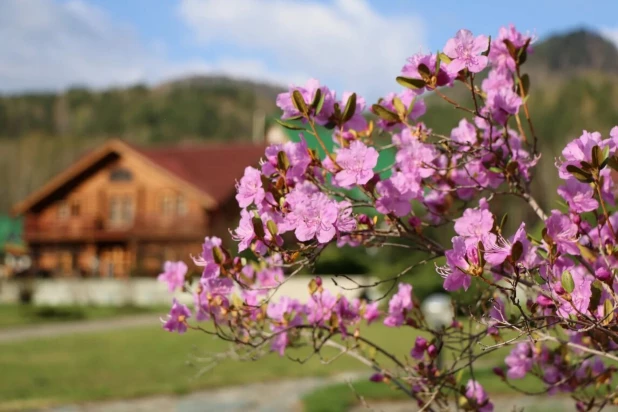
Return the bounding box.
[0,318,526,411]
[0,323,425,410]
[0,304,163,329]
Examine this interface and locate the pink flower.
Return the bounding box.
[545,210,580,255]
[306,290,338,325]
[505,342,533,379]
[334,140,379,187]
[362,301,380,324]
[486,87,522,125]
[235,166,265,208]
[375,172,418,217]
[450,118,477,145]
[401,52,455,89]
[454,208,494,242]
[162,298,191,334]
[488,24,532,74]
[465,380,493,412]
[157,261,188,292]
[285,190,339,243]
[262,136,311,180]
[376,90,426,131]
[438,236,475,291]
[192,237,223,279]
[558,179,598,213]
[276,78,335,125]
[410,336,428,360]
[384,283,413,327]
[443,29,489,74]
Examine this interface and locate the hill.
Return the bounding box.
[0,76,284,211]
[2,29,618,213]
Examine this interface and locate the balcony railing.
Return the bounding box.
[24,216,207,242]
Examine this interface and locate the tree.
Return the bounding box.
[157,25,618,411]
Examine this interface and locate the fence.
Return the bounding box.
[0,275,378,307]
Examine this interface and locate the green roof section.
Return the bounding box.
[275,121,396,216]
[0,215,25,253]
[278,123,395,175]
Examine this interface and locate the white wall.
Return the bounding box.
[0,275,379,307]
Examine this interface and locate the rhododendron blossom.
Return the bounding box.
[158,23,618,411]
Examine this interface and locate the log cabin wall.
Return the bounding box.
[24,154,214,278]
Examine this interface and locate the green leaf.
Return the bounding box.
[566,164,593,183]
[314,90,325,115]
[589,280,603,311]
[488,166,502,174]
[252,216,265,239]
[213,246,225,265]
[308,278,318,295]
[591,145,602,168]
[396,76,426,90]
[371,104,400,122]
[439,52,452,64]
[342,93,357,123]
[607,155,618,171]
[275,118,305,131]
[503,39,517,59]
[266,220,278,237]
[392,96,406,117]
[518,38,532,65]
[277,150,290,171]
[603,299,614,326]
[311,88,322,109]
[417,64,431,81]
[520,74,530,96]
[561,271,575,294]
[292,90,308,114]
[477,241,485,268]
[435,50,441,75]
[541,228,553,245]
[499,214,508,232]
[481,35,491,56]
[510,241,523,262]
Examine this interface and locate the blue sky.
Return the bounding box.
[3,0,618,100]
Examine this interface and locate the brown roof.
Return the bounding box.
[13,139,266,215]
[133,142,267,205]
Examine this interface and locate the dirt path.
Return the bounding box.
[46,372,364,412]
[0,314,157,343]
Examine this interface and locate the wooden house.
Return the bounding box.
[12,139,266,278]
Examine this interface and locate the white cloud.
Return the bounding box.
[0,0,296,92]
[0,0,151,91]
[600,27,618,49]
[178,0,426,100]
[0,0,426,98]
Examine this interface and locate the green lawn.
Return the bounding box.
[0,320,520,411]
[0,304,163,329]
[0,323,422,410]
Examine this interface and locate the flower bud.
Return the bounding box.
[596,267,611,282]
[492,367,505,379]
[358,214,371,225]
[369,373,384,382]
[427,344,438,359]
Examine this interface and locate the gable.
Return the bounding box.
[12,140,218,215]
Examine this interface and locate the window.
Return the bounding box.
[110,168,133,182]
[161,193,188,216]
[109,195,134,226]
[161,194,174,216]
[176,195,188,216]
[57,201,69,220]
[70,201,80,217]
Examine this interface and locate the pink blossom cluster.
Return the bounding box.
[155,23,618,411]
